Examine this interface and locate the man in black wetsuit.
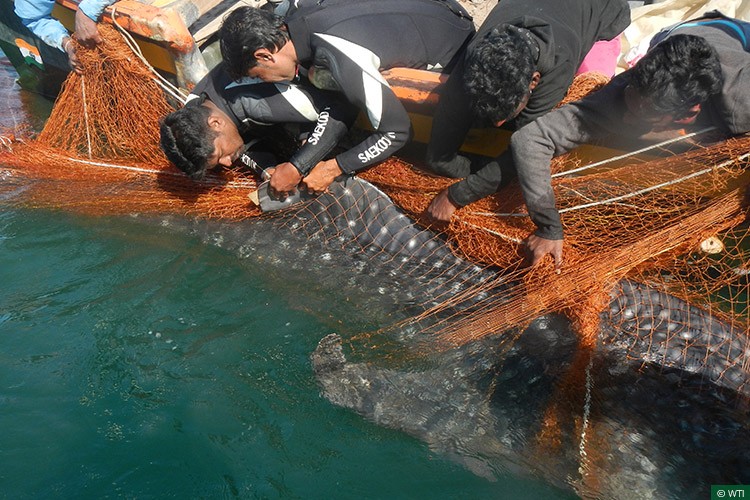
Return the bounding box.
[424,0,630,221]
[218,0,475,196]
[160,62,357,182]
[513,14,750,269]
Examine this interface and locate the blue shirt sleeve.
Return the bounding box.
[14,0,68,50]
[15,0,115,51]
[78,0,115,22]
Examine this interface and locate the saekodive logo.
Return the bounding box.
[307,111,329,145]
[358,132,397,163]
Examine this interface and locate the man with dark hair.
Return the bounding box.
[218,0,475,195]
[513,15,750,269]
[425,0,630,221]
[160,62,357,182]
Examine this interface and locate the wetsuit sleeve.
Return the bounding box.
[310,34,412,173]
[228,83,357,174]
[425,58,474,179]
[289,96,359,174]
[510,82,625,240]
[14,0,68,50]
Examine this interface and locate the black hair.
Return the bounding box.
[219,7,290,80]
[630,34,723,119]
[463,25,537,124]
[159,101,218,180]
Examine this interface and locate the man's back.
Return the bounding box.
[285,0,474,72]
[282,0,475,173]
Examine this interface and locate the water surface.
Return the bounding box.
[0,57,568,498]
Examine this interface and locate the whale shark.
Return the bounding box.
[2,42,747,498]
[161,176,749,390]
[310,319,750,498]
[101,176,750,497]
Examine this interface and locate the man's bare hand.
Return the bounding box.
[301,159,342,195]
[62,37,82,74]
[74,9,102,47]
[426,188,459,222]
[269,162,302,199]
[523,233,563,271]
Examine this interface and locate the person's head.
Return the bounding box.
[625,34,723,130]
[219,7,297,82]
[159,98,244,180]
[463,25,541,127]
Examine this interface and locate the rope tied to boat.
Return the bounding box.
[109,6,188,105]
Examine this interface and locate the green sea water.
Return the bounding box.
[0,60,571,498]
[0,209,562,499]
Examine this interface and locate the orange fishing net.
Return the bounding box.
[0,24,262,220]
[362,135,750,345]
[1,21,749,495]
[0,22,748,381]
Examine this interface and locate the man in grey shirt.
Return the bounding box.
[512,13,750,269]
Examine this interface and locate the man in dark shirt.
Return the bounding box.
[425,0,630,221]
[513,14,750,269]
[218,0,475,196]
[159,63,357,182]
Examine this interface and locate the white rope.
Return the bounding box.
[62,155,257,189]
[0,135,13,151]
[578,354,595,478]
[466,210,525,218]
[81,75,93,159]
[109,7,188,104]
[466,151,750,218]
[457,219,522,243]
[551,126,716,178]
[559,152,750,213]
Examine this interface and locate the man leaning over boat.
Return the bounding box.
[513,12,750,269]
[159,62,358,183]
[14,0,116,74]
[423,0,631,222]
[217,0,475,197]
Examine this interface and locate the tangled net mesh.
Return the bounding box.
[0,23,749,401]
[0,24,262,220]
[361,136,750,349]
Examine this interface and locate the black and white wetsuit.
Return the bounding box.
[189,63,358,174]
[425,0,630,207]
[283,0,475,173]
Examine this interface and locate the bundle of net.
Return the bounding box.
[363,113,750,353]
[0,23,261,220]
